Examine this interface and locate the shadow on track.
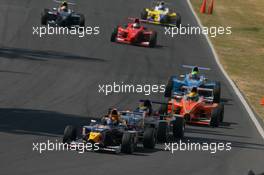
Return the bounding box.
[0,108,92,137]
[0,47,106,62]
[221,97,233,106]
[0,70,31,75]
[0,108,162,156]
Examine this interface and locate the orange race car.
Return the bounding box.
[161,87,224,127]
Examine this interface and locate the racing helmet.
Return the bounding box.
[159,1,166,10]
[133,18,140,28]
[191,66,199,75]
[191,66,199,79]
[110,108,119,122]
[188,87,198,97]
[61,1,68,7]
[133,23,140,28]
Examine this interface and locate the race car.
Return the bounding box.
[63,109,157,154]
[41,1,85,27]
[137,99,186,141]
[161,87,224,127]
[164,65,221,103]
[110,19,157,48]
[140,1,181,27]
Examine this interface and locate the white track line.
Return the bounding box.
[186,0,264,139]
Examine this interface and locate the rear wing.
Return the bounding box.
[139,99,170,105]
[182,65,211,71]
[53,0,76,5]
[181,86,214,102]
[119,111,144,116]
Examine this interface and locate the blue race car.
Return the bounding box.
[164,65,221,103]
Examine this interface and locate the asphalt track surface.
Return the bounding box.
[0,0,263,175]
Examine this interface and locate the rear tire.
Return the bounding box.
[157,121,168,143]
[210,107,220,127]
[213,81,221,103]
[172,117,185,138]
[143,127,156,149]
[63,125,77,143]
[149,31,157,48]
[121,132,134,154]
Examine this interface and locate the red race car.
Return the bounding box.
[162,87,224,127]
[110,19,157,47]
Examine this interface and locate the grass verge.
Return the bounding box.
[190,0,264,121]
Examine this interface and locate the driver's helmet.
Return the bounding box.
[188,87,199,100]
[138,100,152,115]
[109,108,119,123]
[191,66,199,79]
[61,1,68,7]
[158,1,166,10]
[132,19,141,28]
[60,1,68,11]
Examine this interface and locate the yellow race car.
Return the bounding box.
[140,1,181,27]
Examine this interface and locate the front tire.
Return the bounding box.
[41,9,49,25]
[160,15,169,24]
[175,13,181,28]
[157,121,168,143]
[143,127,156,149]
[111,27,118,42]
[141,9,148,20]
[149,31,157,48]
[219,103,224,122]
[172,117,185,138]
[121,132,135,154]
[79,14,85,27]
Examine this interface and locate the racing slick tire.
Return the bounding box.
[164,76,173,97]
[149,31,157,48]
[143,127,156,149]
[121,132,135,154]
[141,9,148,20]
[219,103,225,122]
[213,81,221,103]
[175,13,181,28]
[111,27,118,42]
[41,9,49,25]
[210,107,221,127]
[63,125,77,143]
[160,15,169,24]
[157,121,168,143]
[172,117,185,138]
[79,14,85,27]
